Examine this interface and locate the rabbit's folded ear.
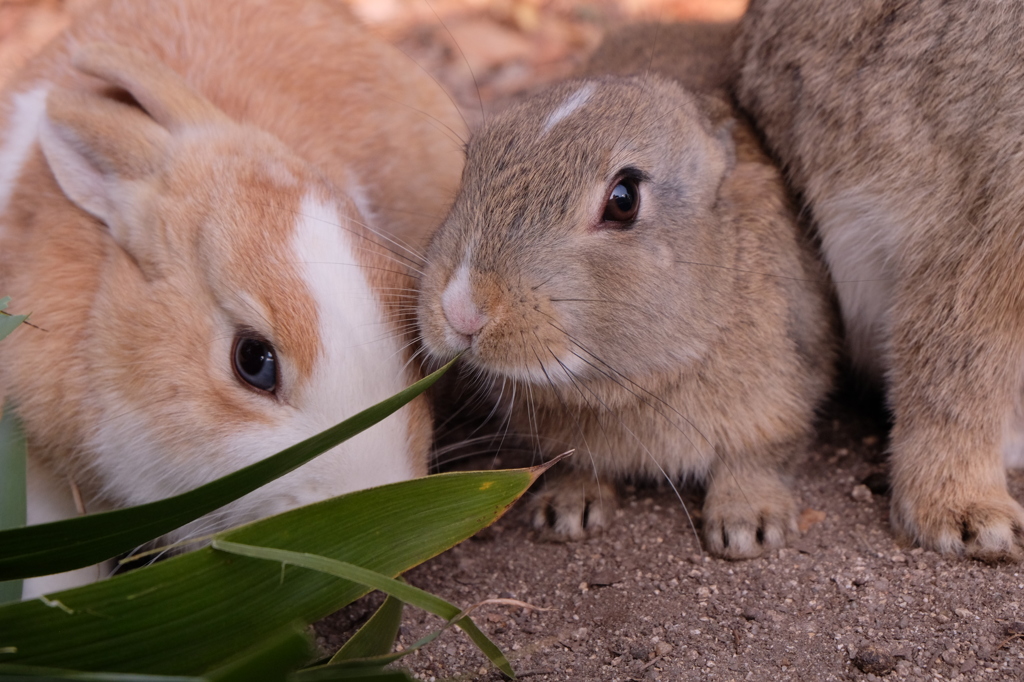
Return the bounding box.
[70,42,229,131]
[39,87,169,271]
[38,43,231,274]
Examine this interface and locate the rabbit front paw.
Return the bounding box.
[891,485,1024,561]
[703,469,797,559]
[531,471,618,540]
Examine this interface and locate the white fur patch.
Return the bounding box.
[23,457,108,599]
[0,86,48,220]
[813,188,901,379]
[197,192,418,523]
[540,83,597,137]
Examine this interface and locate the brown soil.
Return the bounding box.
[320,380,1024,681]
[6,2,1023,680]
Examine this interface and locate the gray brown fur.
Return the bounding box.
[418,23,837,559]
[734,0,1024,559]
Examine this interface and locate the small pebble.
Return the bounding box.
[851,484,873,502]
[852,645,896,675]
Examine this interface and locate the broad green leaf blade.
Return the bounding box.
[0,664,197,680]
[210,542,513,678]
[0,467,540,675]
[204,627,311,682]
[0,404,27,604]
[0,361,453,581]
[332,596,403,662]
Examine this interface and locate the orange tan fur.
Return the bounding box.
[0,0,466,596]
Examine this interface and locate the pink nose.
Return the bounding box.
[442,291,487,338]
[440,267,488,346]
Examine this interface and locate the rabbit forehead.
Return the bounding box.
[158,136,323,380]
[463,77,711,217]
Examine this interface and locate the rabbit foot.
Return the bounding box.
[891,487,1024,561]
[703,471,797,559]
[531,472,617,540]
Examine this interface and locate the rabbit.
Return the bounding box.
[417,22,837,559]
[734,0,1024,560]
[0,0,468,598]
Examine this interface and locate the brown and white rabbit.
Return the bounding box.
[734,1,1024,559]
[0,0,467,597]
[417,23,837,559]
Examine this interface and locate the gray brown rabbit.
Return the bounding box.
[735,1,1024,559]
[418,23,837,559]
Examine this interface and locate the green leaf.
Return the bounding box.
[211,542,513,678]
[0,360,454,581]
[203,627,311,682]
[0,664,197,680]
[0,466,541,675]
[332,595,403,662]
[0,298,27,342]
[0,403,27,604]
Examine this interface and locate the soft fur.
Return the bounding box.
[418,24,837,559]
[734,0,1024,559]
[0,0,467,596]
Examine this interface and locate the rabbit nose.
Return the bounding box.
[441,264,488,346]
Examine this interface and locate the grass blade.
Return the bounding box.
[0,403,27,603]
[0,297,27,342]
[289,669,414,682]
[210,541,514,678]
[0,360,454,581]
[331,595,403,662]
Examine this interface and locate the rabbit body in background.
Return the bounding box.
[735,0,1024,558]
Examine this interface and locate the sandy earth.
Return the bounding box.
[320,382,1024,682]
[4,1,1023,680]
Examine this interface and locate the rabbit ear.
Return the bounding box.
[39,86,170,271]
[39,43,233,274]
[71,42,229,131]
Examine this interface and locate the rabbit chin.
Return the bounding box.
[82,192,420,537]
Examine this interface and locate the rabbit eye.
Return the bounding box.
[233,335,277,394]
[602,175,640,225]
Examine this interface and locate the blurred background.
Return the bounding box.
[0,0,747,112]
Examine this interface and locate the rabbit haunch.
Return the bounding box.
[0,0,468,596]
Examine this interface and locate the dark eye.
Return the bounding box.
[233,336,277,394]
[602,175,640,225]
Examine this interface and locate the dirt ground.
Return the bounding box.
[4,1,1023,680]
[318,379,1024,682]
